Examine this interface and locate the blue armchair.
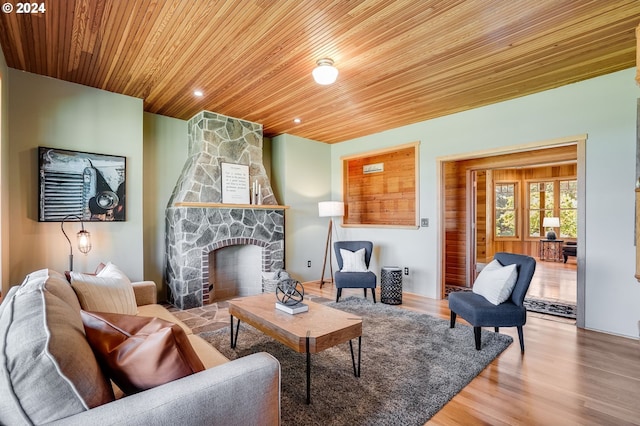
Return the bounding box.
[333,241,377,303]
[448,252,536,353]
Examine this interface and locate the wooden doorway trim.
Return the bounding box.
[437,135,586,328]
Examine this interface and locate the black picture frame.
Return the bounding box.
[38,147,126,222]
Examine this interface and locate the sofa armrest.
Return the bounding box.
[49,352,281,426]
[131,281,157,306]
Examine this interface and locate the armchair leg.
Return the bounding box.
[474,327,481,350]
[450,312,457,328]
[517,326,525,353]
[363,288,367,299]
[336,288,342,303]
[494,327,499,332]
[372,290,376,303]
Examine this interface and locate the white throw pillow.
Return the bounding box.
[70,262,137,315]
[472,259,518,305]
[340,248,369,272]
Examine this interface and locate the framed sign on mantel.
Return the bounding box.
[221,162,250,204]
[342,141,420,228]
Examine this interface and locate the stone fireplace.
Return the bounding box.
[165,111,285,309]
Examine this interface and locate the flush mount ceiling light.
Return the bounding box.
[312,58,338,85]
[193,90,203,97]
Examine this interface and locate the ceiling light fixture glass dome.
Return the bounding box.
[312,58,338,85]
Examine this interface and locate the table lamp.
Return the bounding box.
[542,217,560,240]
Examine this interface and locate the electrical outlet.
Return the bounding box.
[404,267,409,275]
[421,218,429,227]
[307,260,311,268]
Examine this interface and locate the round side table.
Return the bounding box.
[380,267,402,305]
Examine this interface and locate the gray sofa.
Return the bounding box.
[0,269,281,425]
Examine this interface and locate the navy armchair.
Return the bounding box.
[333,241,377,303]
[448,252,536,353]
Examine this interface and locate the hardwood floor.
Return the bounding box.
[304,285,640,425]
[528,257,577,305]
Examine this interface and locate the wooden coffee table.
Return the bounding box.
[228,293,363,404]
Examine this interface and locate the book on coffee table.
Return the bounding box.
[275,302,309,314]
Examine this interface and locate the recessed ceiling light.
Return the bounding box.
[293,118,301,124]
[194,90,204,97]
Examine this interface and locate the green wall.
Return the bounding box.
[272,133,331,282]
[142,112,188,299]
[7,70,144,284]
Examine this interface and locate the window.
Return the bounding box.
[528,182,554,237]
[527,179,577,239]
[495,182,518,238]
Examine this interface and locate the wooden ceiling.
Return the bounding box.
[1,1,639,144]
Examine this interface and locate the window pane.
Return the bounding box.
[543,182,554,209]
[529,183,540,209]
[529,210,540,237]
[560,180,578,209]
[495,183,516,237]
[496,210,515,236]
[560,210,577,238]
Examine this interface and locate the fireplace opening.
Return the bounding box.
[208,244,262,303]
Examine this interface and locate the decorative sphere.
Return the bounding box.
[276,279,305,306]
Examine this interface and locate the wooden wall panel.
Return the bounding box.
[344,144,418,227]
[443,161,467,287]
[475,170,488,263]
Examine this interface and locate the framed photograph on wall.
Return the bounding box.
[38,147,126,222]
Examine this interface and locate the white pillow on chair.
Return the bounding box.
[340,248,369,272]
[472,259,518,305]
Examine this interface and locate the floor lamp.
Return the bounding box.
[318,201,344,287]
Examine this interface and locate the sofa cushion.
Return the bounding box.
[70,262,137,315]
[0,269,114,424]
[81,311,205,395]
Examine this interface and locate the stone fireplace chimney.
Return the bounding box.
[165,111,285,309]
[168,111,276,206]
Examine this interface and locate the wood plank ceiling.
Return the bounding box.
[1,0,639,144]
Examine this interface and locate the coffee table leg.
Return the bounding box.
[230,315,241,349]
[349,336,362,377]
[306,334,311,404]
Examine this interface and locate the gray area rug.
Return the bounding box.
[523,297,576,319]
[199,297,512,425]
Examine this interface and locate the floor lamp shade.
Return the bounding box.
[318,201,344,217]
